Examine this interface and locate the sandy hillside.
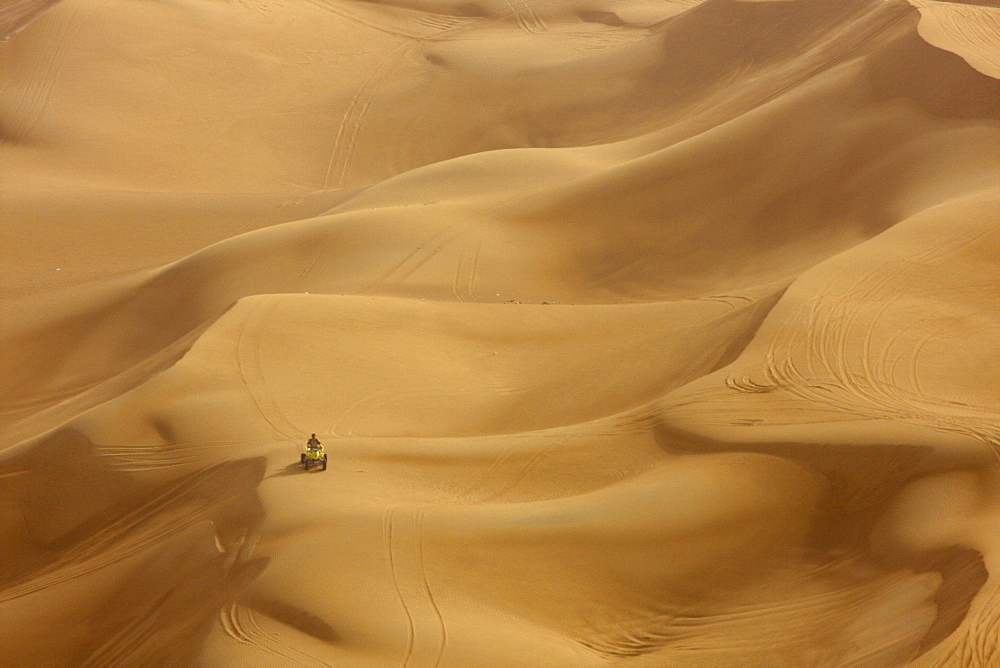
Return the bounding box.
[1,0,999,664]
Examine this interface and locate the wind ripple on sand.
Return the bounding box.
[2,0,1000,664]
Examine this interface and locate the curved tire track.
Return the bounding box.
[235,298,301,441]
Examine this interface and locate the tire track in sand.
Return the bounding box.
[383,505,447,667]
[719,219,1000,457]
[0,465,237,603]
[236,298,301,440]
[749,4,912,111]
[2,0,114,143]
[318,0,491,189]
[456,432,560,502]
[580,567,936,660]
[3,0,78,143]
[362,221,468,294]
[300,0,429,40]
[503,0,550,34]
[523,1,548,33]
[480,448,550,502]
[331,383,521,437]
[384,505,416,666]
[80,589,177,667]
[415,14,471,32]
[96,438,259,471]
[448,234,484,302]
[321,0,569,188]
[415,509,447,668]
[501,0,538,35]
[221,602,332,666]
[323,41,412,189]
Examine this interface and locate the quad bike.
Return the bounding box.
[301,443,328,471]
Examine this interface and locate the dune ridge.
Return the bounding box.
[2,0,1000,664]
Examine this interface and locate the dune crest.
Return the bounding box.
[909,0,1000,79]
[2,0,999,664]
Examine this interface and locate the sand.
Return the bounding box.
[1,0,999,664]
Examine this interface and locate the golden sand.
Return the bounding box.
[2,0,999,664]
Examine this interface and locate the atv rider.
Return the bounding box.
[302,433,328,470]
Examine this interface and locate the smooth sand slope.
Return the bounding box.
[1,0,999,665]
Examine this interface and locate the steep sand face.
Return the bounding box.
[909,0,1000,78]
[2,0,1000,664]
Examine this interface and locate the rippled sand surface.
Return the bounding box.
[2,0,999,665]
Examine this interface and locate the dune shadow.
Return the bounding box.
[243,595,338,643]
[267,461,310,479]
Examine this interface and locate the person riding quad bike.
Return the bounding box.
[301,433,327,471]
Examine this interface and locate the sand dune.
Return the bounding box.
[2,0,1000,664]
[910,0,1000,78]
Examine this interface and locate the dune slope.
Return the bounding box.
[2,0,999,665]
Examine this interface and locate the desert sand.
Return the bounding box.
[1,0,999,664]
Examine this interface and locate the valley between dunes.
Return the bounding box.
[2,0,999,665]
